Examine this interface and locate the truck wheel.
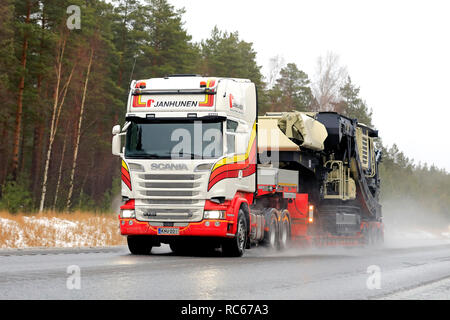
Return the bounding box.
[222,210,247,257]
[279,214,290,250]
[264,211,279,250]
[127,236,153,255]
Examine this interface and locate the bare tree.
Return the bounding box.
[52,131,67,210]
[266,55,285,89]
[39,36,76,212]
[66,48,94,211]
[312,52,348,111]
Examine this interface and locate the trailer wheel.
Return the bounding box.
[374,227,384,246]
[364,225,379,247]
[127,236,153,255]
[370,226,377,246]
[378,228,384,245]
[361,225,370,246]
[222,209,247,257]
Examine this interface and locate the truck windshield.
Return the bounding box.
[125,119,223,159]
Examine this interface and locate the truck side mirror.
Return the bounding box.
[112,125,121,135]
[112,125,122,156]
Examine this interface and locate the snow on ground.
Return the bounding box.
[0,215,124,249]
[0,218,25,248]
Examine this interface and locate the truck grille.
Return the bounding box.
[135,173,205,222]
[140,199,199,205]
[142,190,199,197]
[140,182,199,189]
[135,207,202,221]
[140,174,198,180]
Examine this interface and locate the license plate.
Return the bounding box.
[157,227,179,235]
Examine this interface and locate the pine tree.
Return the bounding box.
[112,0,147,90]
[201,27,263,83]
[0,0,17,188]
[268,63,314,112]
[339,76,373,126]
[10,0,34,182]
[136,0,199,78]
[200,27,266,111]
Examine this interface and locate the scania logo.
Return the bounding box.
[151,163,188,170]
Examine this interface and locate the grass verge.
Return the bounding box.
[0,211,125,248]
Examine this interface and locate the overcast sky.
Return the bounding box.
[168,0,450,171]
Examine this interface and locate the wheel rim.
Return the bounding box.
[269,220,276,247]
[237,219,246,251]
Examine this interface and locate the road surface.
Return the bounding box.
[1,240,449,300]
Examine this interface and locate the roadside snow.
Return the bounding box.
[0,218,25,248]
[0,216,122,249]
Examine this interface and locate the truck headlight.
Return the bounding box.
[120,209,135,218]
[203,210,226,220]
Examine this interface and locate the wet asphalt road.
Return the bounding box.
[0,243,449,300]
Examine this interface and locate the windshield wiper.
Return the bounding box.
[175,153,204,160]
[126,152,218,160]
[126,153,167,159]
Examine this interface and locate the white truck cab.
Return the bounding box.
[113,75,257,252]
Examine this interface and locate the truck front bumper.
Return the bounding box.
[119,217,233,238]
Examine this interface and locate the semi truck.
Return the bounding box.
[112,75,383,256]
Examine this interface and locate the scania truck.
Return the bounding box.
[112,75,383,256]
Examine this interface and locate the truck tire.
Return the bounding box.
[264,210,279,250]
[127,236,153,255]
[222,209,247,257]
[279,214,290,251]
